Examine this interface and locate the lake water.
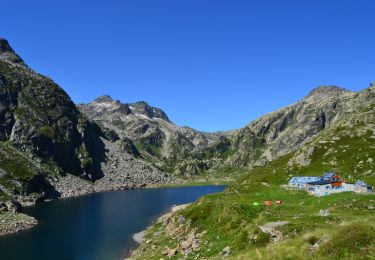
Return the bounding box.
[0,185,226,260]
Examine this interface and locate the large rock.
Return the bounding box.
[6,200,23,213]
[0,38,25,65]
[0,202,8,213]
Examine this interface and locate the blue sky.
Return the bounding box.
[1,0,374,132]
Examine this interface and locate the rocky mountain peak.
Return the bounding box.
[94,95,115,103]
[79,97,171,122]
[0,38,25,65]
[85,95,131,115]
[129,101,170,122]
[303,85,352,103]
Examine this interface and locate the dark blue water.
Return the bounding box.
[0,185,226,260]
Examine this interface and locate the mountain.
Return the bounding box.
[225,85,355,167]
[1,37,374,212]
[2,38,375,253]
[79,84,360,179]
[132,84,375,259]
[77,96,226,176]
[0,39,172,205]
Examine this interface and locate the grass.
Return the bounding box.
[37,125,56,139]
[319,222,375,258]
[147,181,228,189]
[0,212,34,225]
[135,142,162,158]
[0,212,37,235]
[0,142,37,181]
[0,142,58,200]
[132,122,375,259]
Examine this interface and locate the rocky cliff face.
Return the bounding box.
[0,39,103,181]
[287,84,375,169]
[225,86,356,167]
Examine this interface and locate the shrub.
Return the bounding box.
[37,126,56,139]
[305,235,319,245]
[319,222,375,258]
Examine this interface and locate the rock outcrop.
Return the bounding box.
[226,85,356,167]
[0,38,25,65]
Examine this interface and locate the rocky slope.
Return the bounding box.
[0,38,174,209]
[79,85,362,177]
[77,96,226,176]
[226,86,356,167]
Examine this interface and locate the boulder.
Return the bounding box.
[222,246,231,256]
[162,248,178,256]
[177,215,186,224]
[6,200,23,213]
[319,209,330,217]
[191,239,200,251]
[0,202,8,213]
[180,240,192,250]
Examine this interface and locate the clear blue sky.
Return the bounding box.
[1,0,374,132]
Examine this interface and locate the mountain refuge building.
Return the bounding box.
[288,172,373,196]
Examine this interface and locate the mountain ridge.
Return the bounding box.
[0,37,374,213]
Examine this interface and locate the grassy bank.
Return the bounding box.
[0,212,38,236]
[146,166,250,189]
[131,125,375,259]
[132,161,375,259]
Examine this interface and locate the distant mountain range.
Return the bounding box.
[1,37,374,206]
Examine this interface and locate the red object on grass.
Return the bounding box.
[263,200,273,206]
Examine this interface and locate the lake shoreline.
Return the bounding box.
[129,203,191,259]
[0,180,225,238]
[0,185,226,259]
[0,177,183,237]
[0,212,38,237]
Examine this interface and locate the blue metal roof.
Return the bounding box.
[321,172,336,180]
[355,180,371,187]
[307,180,332,185]
[289,176,321,184]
